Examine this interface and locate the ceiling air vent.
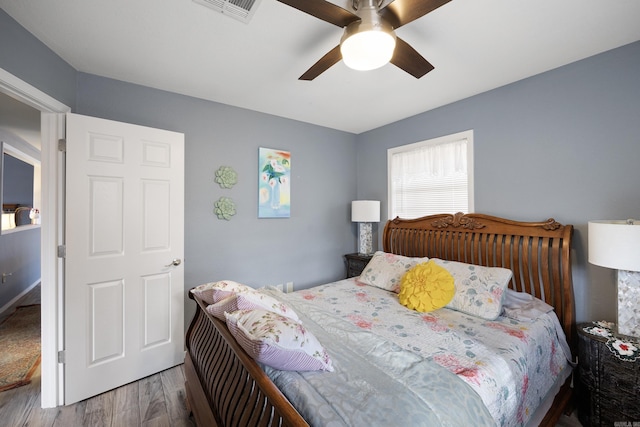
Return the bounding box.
[193,0,262,24]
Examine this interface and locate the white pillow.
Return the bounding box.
[225,309,333,372]
[206,291,300,322]
[358,251,429,293]
[190,280,252,305]
[432,258,512,320]
[502,289,554,322]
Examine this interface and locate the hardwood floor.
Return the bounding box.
[0,284,194,426]
[0,364,194,427]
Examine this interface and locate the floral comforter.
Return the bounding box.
[264,278,572,427]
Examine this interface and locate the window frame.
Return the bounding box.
[387,130,474,219]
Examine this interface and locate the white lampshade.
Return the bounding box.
[341,30,396,71]
[589,220,640,272]
[339,5,396,72]
[351,200,380,223]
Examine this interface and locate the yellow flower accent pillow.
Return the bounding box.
[398,261,455,312]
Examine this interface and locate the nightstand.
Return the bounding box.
[577,322,640,426]
[344,253,373,278]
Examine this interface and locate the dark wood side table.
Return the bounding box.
[577,322,640,426]
[344,253,373,278]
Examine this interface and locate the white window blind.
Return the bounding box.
[388,130,473,219]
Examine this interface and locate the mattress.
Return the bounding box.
[261,278,573,427]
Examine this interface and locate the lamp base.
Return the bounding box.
[617,270,640,338]
[358,222,373,255]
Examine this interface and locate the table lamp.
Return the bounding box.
[351,200,380,255]
[588,219,640,338]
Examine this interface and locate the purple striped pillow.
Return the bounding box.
[225,309,333,372]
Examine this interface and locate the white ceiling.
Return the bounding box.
[2,0,640,134]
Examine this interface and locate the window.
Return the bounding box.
[1,141,41,233]
[388,130,473,219]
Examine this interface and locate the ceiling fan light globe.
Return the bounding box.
[341,31,396,71]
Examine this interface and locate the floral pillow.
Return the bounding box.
[432,258,513,320]
[206,291,300,322]
[398,261,455,312]
[190,280,253,305]
[225,309,333,372]
[359,251,429,293]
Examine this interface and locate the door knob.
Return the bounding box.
[165,259,181,267]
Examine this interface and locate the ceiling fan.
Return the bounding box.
[276,0,452,80]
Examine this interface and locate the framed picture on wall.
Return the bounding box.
[258,147,290,218]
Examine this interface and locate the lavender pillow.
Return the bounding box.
[225,309,333,372]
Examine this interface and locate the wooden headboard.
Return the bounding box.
[383,212,575,350]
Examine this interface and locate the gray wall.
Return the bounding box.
[1,8,358,327]
[0,9,77,110]
[75,73,358,325]
[0,227,41,308]
[3,153,34,207]
[356,41,640,323]
[3,7,638,326]
[0,130,41,309]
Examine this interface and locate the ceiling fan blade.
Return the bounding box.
[276,0,359,27]
[389,37,434,79]
[299,45,342,80]
[380,0,451,29]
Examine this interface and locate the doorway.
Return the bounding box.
[0,90,42,395]
[0,67,70,408]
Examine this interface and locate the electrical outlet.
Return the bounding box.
[286,282,294,293]
[276,284,284,291]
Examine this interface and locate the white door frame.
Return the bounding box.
[0,67,70,407]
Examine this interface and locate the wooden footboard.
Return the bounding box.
[185,293,308,427]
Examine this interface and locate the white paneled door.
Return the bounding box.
[64,113,184,404]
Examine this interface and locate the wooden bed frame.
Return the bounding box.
[185,212,575,427]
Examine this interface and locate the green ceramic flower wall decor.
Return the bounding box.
[214,197,236,220]
[215,166,238,189]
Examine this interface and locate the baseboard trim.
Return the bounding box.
[0,279,41,314]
